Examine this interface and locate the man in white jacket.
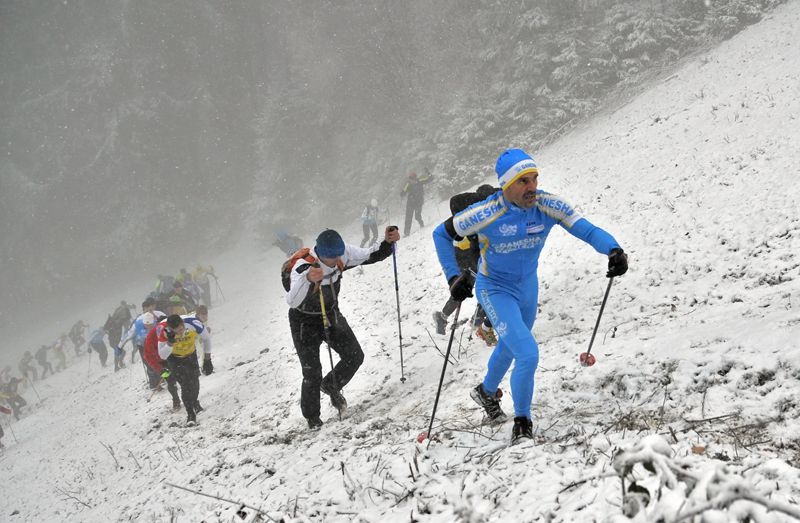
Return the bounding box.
[286,226,400,429]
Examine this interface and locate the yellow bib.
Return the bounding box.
[171,330,198,357]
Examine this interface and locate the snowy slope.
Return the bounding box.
[3,2,800,522]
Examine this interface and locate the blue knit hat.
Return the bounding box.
[495,148,538,190]
[315,229,345,258]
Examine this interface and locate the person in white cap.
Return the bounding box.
[119,301,163,388]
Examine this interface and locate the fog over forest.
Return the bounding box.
[0,0,780,349]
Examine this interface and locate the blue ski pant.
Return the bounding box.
[476,275,539,418]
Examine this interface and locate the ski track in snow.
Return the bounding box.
[3,3,800,522]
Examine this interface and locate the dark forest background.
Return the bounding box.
[0,0,783,332]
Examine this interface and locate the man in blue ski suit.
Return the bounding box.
[432,148,628,443]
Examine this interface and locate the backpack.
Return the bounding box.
[281,248,317,292]
[160,275,175,291]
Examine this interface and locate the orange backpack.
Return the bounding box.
[281,248,316,291]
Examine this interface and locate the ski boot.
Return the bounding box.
[433,311,448,335]
[320,381,348,414]
[470,383,507,423]
[307,416,323,430]
[511,417,533,445]
[475,324,498,346]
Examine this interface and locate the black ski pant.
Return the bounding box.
[90,341,108,367]
[113,347,126,372]
[404,200,424,236]
[442,299,490,327]
[108,327,123,349]
[143,357,179,401]
[139,346,161,389]
[20,365,37,382]
[289,308,364,420]
[167,354,200,417]
[37,360,53,378]
[360,221,379,247]
[166,373,180,404]
[70,336,85,356]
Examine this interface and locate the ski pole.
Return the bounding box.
[319,285,341,421]
[390,235,406,383]
[466,304,480,342]
[421,302,461,449]
[4,416,18,444]
[213,275,226,303]
[28,378,42,402]
[141,352,151,384]
[464,269,480,341]
[580,277,614,367]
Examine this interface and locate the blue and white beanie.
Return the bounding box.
[495,148,538,190]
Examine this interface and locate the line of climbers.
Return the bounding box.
[5,147,629,446]
[280,148,628,445]
[0,265,220,444]
[272,169,431,256]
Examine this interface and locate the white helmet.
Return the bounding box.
[371,198,378,207]
[142,312,156,325]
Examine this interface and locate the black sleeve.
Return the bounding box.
[443,217,463,241]
[359,240,394,266]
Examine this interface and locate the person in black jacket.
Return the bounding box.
[18,351,38,382]
[168,280,197,313]
[285,226,400,429]
[401,171,432,236]
[35,345,54,378]
[69,320,88,355]
[432,185,500,342]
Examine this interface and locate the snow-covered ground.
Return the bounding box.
[3,2,800,521]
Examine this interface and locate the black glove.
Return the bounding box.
[202,358,214,376]
[448,272,474,302]
[607,248,628,278]
[166,330,176,344]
